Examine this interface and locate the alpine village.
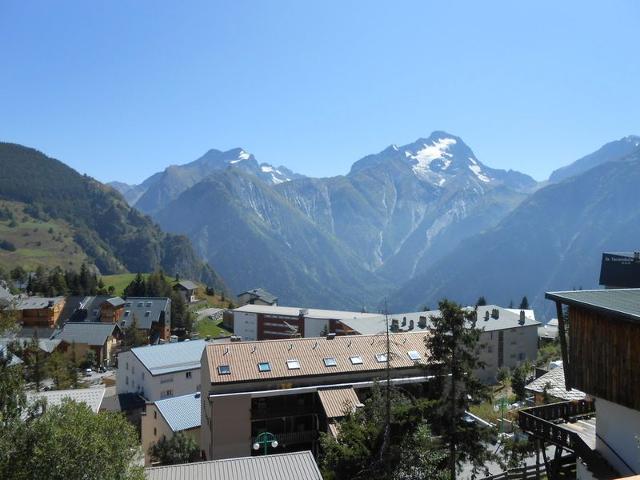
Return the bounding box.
[1,3,640,480]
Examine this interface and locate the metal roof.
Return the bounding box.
[239,287,278,304]
[342,305,539,335]
[545,288,640,323]
[121,297,171,330]
[15,296,65,310]
[318,386,363,418]
[54,322,120,346]
[0,344,23,366]
[175,280,198,291]
[234,304,384,321]
[205,332,429,384]
[525,366,586,401]
[131,339,206,376]
[27,387,106,413]
[154,392,201,432]
[145,451,322,480]
[105,297,125,307]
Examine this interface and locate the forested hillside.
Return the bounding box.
[0,143,227,291]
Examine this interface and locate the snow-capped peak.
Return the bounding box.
[230,149,252,164]
[259,163,291,185]
[406,137,457,175]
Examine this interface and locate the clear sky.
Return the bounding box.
[1,1,639,184]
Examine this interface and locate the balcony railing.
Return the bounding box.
[252,430,315,446]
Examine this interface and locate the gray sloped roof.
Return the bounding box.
[121,297,170,330]
[239,287,278,304]
[546,288,640,323]
[54,322,120,346]
[144,451,322,480]
[174,280,198,291]
[0,344,23,366]
[154,392,201,432]
[15,296,65,310]
[106,297,125,307]
[131,339,206,376]
[27,387,106,413]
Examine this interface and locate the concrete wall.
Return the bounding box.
[116,350,201,401]
[304,318,329,338]
[211,394,252,459]
[475,324,538,383]
[595,397,640,476]
[233,311,258,341]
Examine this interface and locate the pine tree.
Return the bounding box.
[123,316,147,349]
[519,296,529,310]
[475,296,487,306]
[425,299,495,479]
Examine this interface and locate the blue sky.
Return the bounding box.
[1,1,639,184]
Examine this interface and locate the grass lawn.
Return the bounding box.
[196,317,231,339]
[101,273,175,296]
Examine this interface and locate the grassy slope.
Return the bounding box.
[0,200,88,270]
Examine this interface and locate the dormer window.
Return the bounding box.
[286,359,300,370]
[323,357,337,367]
[349,356,363,365]
[217,365,231,375]
[407,350,421,361]
[145,311,151,317]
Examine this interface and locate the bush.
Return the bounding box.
[0,240,16,252]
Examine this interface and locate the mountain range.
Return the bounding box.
[111,131,544,310]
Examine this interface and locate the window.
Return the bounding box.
[286,359,300,370]
[153,411,157,419]
[186,371,192,379]
[518,352,525,361]
[375,353,388,363]
[407,350,421,361]
[125,302,131,307]
[323,357,337,367]
[349,355,363,365]
[146,302,152,307]
[145,311,151,317]
[126,362,129,370]
[217,365,231,375]
[137,302,143,307]
[125,376,128,385]
[258,362,271,372]
[124,310,130,317]
[153,427,156,436]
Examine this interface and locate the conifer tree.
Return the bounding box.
[425,299,495,479]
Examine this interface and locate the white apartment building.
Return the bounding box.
[116,340,206,402]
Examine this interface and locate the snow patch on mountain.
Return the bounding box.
[406,137,457,175]
[468,164,491,183]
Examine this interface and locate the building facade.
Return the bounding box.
[200,333,432,461]
[116,340,205,402]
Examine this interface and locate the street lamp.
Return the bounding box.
[252,431,279,456]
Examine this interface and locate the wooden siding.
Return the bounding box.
[568,305,640,410]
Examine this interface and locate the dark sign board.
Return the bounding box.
[599,252,640,288]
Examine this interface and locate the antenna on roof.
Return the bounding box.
[288,343,292,351]
[251,345,256,353]
[313,341,318,349]
[223,347,229,355]
[347,339,351,347]
[402,338,407,344]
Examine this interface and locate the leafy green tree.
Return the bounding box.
[82,349,97,370]
[496,367,510,385]
[2,400,144,480]
[511,364,528,401]
[149,431,200,465]
[425,299,495,479]
[123,315,147,349]
[519,296,529,310]
[320,383,445,480]
[47,351,72,390]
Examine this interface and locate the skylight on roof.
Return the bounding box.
[407,350,421,361]
[350,355,363,365]
[258,362,271,372]
[323,357,337,367]
[286,359,300,370]
[375,353,388,363]
[217,365,231,375]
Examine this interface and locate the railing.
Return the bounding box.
[483,459,575,480]
[518,400,619,479]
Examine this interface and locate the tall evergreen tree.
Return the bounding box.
[425,299,494,479]
[475,296,487,306]
[519,296,529,310]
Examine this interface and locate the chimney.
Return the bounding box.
[408,319,414,330]
[491,308,499,319]
[484,311,490,321]
[390,318,399,332]
[418,316,427,329]
[401,316,407,327]
[634,251,640,262]
[326,333,336,340]
[519,310,526,325]
[47,300,54,308]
